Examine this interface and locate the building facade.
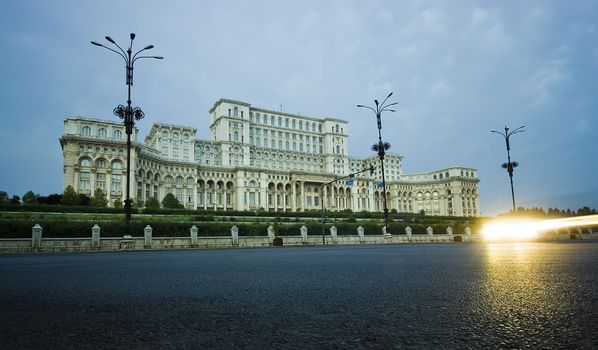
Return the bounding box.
[60,98,480,216]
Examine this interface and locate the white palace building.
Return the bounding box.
[60,98,480,216]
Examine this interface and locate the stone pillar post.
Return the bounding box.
[465,227,472,235]
[330,226,338,244]
[405,226,412,237]
[231,225,239,245]
[32,224,42,248]
[92,224,101,248]
[446,227,454,236]
[190,225,198,246]
[144,225,153,248]
[267,225,274,243]
[300,225,308,243]
[357,226,365,243]
[427,226,433,237]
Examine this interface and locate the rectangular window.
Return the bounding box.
[96,173,105,189]
[79,172,90,190]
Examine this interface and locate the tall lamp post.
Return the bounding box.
[357,93,397,234]
[91,33,163,236]
[491,126,525,212]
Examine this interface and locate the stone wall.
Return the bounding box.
[1,224,596,254]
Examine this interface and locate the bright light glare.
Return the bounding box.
[482,214,598,242]
[482,219,541,242]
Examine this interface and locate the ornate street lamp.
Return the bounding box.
[491,125,525,212]
[357,93,397,234]
[91,33,163,236]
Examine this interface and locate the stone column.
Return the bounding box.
[32,224,42,248]
[291,183,297,212]
[300,225,308,243]
[231,225,239,245]
[92,224,101,248]
[330,226,338,244]
[190,225,198,246]
[300,181,305,212]
[357,226,365,243]
[144,225,153,248]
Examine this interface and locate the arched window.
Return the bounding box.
[299,121,303,130]
[97,128,107,138]
[271,116,275,125]
[318,124,322,132]
[285,118,289,127]
[292,120,296,129]
[233,107,238,117]
[80,159,91,167]
[233,131,239,142]
[445,172,449,178]
[336,145,340,154]
[312,123,316,132]
[173,132,179,139]
[111,161,122,170]
[278,117,282,127]
[81,126,91,136]
[113,130,122,140]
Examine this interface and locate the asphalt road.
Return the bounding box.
[1,243,597,349]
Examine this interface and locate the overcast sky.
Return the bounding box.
[1,0,597,215]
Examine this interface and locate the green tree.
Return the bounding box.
[90,188,109,207]
[9,195,21,205]
[22,190,38,205]
[61,185,80,205]
[0,191,9,203]
[145,196,160,209]
[161,193,183,209]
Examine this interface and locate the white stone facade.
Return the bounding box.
[60,98,480,216]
